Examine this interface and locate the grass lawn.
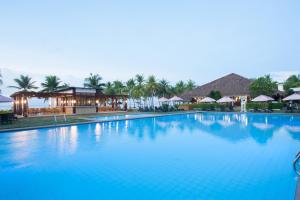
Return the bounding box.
[0,111,194,131]
[0,115,90,131]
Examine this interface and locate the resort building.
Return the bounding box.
[11,87,127,116]
[181,73,252,104]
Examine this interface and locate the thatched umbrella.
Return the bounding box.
[199,97,216,103]
[252,95,274,102]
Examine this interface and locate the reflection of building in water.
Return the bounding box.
[252,123,274,130]
[125,120,129,130]
[70,126,78,153]
[95,123,102,142]
[116,121,119,132]
[9,130,38,165]
[251,116,275,131]
[50,126,78,155]
[195,113,216,126]
[217,115,235,127]
[284,125,300,133]
[239,114,248,127]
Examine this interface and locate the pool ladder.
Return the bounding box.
[293,151,300,176]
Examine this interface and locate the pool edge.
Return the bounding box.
[0,111,200,133]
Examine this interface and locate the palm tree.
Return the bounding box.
[146,75,159,109]
[158,79,170,97]
[104,81,115,95]
[132,85,144,108]
[113,80,125,95]
[185,79,196,91]
[135,74,145,108]
[84,73,105,91]
[9,75,38,91]
[135,74,144,86]
[174,80,186,95]
[41,75,63,92]
[126,78,136,107]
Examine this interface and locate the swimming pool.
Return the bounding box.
[0,112,300,199]
[88,113,156,121]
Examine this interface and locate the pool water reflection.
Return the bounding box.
[0,112,300,199]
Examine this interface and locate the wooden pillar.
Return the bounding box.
[124,97,128,111]
[13,97,17,114]
[112,97,115,110]
[23,95,29,117]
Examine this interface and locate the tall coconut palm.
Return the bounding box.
[135,74,145,108]
[104,81,115,95]
[185,79,196,91]
[132,85,144,108]
[146,75,159,109]
[135,74,144,86]
[174,80,186,95]
[126,78,136,107]
[9,75,38,91]
[113,80,125,95]
[84,73,105,91]
[158,79,170,97]
[41,75,63,92]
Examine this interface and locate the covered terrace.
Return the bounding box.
[10,87,128,117]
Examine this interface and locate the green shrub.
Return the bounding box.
[0,110,12,114]
[161,104,169,112]
[246,102,268,110]
[246,102,284,110]
[269,102,284,110]
[181,103,228,111]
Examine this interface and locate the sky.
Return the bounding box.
[0,0,299,95]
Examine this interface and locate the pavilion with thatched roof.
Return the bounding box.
[181,73,252,103]
[11,87,127,116]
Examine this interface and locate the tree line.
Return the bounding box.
[249,74,300,97]
[3,73,196,106]
[2,73,299,99]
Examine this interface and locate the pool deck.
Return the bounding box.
[0,111,200,133]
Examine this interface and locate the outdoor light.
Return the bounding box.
[96,100,99,104]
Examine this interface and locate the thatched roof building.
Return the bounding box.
[181,73,252,101]
[10,87,128,116]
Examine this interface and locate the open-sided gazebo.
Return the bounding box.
[10,87,128,116]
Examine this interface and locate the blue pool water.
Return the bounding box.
[90,113,155,121]
[1,112,300,199]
